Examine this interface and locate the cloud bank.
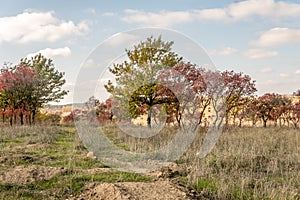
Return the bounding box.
[26,47,71,59]
[0,11,89,44]
[121,0,300,26]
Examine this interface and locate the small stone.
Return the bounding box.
[86,151,96,160]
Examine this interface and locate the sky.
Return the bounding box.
[1,0,300,104]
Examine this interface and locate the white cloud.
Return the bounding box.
[105,32,139,47]
[244,49,278,59]
[251,28,300,47]
[27,47,71,59]
[279,73,289,78]
[120,0,300,26]
[296,70,300,74]
[209,47,237,56]
[0,11,89,44]
[194,8,228,21]
[122,9,193,27]
[228,0,300,20]
[260,67,273,73]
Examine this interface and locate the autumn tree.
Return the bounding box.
[96,97,113,123]
[243,97,260,127]
[0,65,36,125]
[270,96,291,127]
[221,70,257,126]
[256,93,289,127]
[287,101,300,128]
[157,63,214,129]
[20,54,68,124]
[0,54,68,125]
[105,36,182,128]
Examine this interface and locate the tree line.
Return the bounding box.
[0,54,68,126]
[100,36,300,129]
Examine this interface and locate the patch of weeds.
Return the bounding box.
[71,157,109,169]
[76,171,152,183]
[0,183,44,200]
[179,177,217,197]
[231,187,254,200]
[194,179,217,193]
[27,172,84,198]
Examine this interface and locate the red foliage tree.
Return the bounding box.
[221,70,257,126]
[256,93,290,127]
[157,62,208,128]
[0,65,35,125]
[287,101,300,128]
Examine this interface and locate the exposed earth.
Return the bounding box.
[0,163,195,200]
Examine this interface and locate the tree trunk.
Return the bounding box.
[147,107,152,128]
[14,114,17,125]
[252,118,256,127]
[20,113,24,125]
[9,114,13,126]
[2,113,5,123]
[31,110,36,125]
[263,120,267,128]
[225,115,229,126]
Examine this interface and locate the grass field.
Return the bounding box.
[0,125,151,199]
[0,124,299,199]
[184,127,300,199]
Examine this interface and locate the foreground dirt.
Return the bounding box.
[0,165,66,184]
[0,163,193,199]
[70,163,195,200]
[73,180,189,200]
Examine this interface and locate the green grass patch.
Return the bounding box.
[76,171,152,183]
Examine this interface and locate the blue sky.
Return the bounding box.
[1,0,300,104]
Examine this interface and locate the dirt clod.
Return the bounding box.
[72,180,189,200]
[0,165,66,184]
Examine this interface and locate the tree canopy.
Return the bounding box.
[0,54,68,125]
[105,36,182,128]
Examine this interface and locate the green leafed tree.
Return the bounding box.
[105,36,182,128]
[20,54,68,124]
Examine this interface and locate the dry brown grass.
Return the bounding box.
[184,127,300,199]
[100,124,300,199]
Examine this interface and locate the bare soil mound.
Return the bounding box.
[74,180,189,200]
[0,165,66,184]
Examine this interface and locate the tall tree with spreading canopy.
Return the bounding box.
[19,54,68,124]
[1,56,68,125]
[105,36,182,128]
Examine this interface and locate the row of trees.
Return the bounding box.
[97,77,300,129]
[104,36,253,128]
[0,54,68,126]
[101,36,299,129]
[229,93,300,128]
